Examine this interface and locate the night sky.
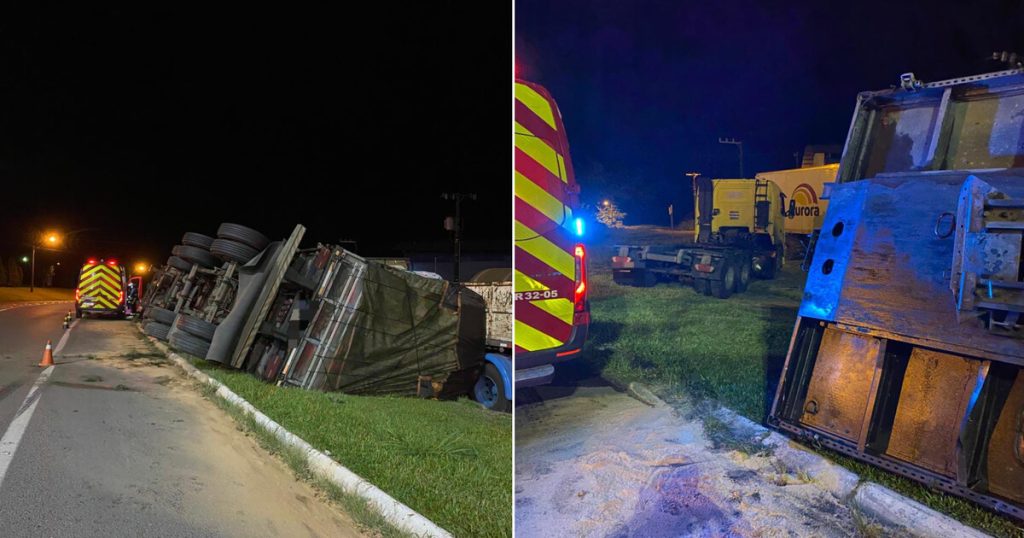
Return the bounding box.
[516,0,1024,224]
[0,5,511,285]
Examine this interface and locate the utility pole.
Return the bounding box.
[442,192,477,283]
[719,137,744,178]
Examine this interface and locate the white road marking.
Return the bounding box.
[0,366,55,486]
[54,319,79,355]
[0,300,73,313]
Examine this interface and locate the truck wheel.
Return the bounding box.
[712,264,735,299]
[169,330,211,359]
[474,363,511,412]
[639,270,656,287]
[217,223,270,251]
[175,313,218,341]
[175,245,219,269]
[146,306,177,325]
[143,321,171,341]
[761,255,780,280]
[75,307,82,319]
[182,232,215,250]
[736,260,751,293]
[167,255,192,272]
[210,238,260,264]
[612,270,631,286]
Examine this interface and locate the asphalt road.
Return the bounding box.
[0,302,362,538]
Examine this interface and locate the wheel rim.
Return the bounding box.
[475,375,498,407]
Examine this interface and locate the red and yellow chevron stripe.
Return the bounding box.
[78,264,123,310]
[515,80,579,353]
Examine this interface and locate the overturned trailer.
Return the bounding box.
[770,70,1024,521]
[204,242,488,398]
[142,224,506,406]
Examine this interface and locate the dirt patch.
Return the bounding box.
[516,384,859,537]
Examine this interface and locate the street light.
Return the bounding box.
[30,231,62,292]
[719,137,745,178]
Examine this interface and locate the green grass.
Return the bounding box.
[192,364,511,538]
[0,287,74,302]
[583,227,1024,537]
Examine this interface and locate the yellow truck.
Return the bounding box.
[612,176,785,298]
[755,164,839,236]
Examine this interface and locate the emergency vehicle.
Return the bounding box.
[514,80,589,387]
[75,258,128,318]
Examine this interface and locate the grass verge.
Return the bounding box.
[192,363,511,538]
[0,287,74,303]
[582,228,1024,537]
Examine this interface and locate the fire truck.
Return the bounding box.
[513,79,590,387]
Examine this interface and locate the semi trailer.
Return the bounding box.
[770,69,1024,521]
[611,176,786,298]
[141,225,512,410]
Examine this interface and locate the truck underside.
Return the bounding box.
[771,69,1024,522]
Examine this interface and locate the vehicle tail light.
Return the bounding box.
[86,258,97,265]
[695,263,715,273]
[107,259,118,266]
[573,244,587,314]
[118,290,124,304]
[74,288,80,302]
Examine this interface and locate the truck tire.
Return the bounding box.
[217,223,270,251]
[169,330,210,359]
[146,306,177,325]
[144,321,171,341]
[175,245,219,269]
[182,232,215,250]
[167,255,192,272]
[711,263,735,299]
[693,278,710,296]
[210,238,260,264]
[736,260,751,293]
[761,255,780,280]
[175,313,217,342]
[474,363,511,412]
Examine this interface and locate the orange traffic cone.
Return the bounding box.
[39,340,54,367]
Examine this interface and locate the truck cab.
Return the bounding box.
[513,79,589,387]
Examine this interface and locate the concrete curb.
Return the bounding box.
[631,381,992,537]
[143,331,453,538]
[626,381,666,407]
[851,483,990,538]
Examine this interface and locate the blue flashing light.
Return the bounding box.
[574,217,585,237]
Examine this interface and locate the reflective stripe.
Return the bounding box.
[514,320,565,352]
[531,297,574,325]
[515,129,562,179]
[514,83,557,130]
[514,221,574,277]
[514,270,549,292]
[515,171,570,225]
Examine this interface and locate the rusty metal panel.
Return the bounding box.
[989,370,1024,503]
[802,173,1024,362]
[886,349,985,476]
[799,328,884,442]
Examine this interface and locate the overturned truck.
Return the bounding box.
[142,224,505,406]
[770,70,1024,521]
